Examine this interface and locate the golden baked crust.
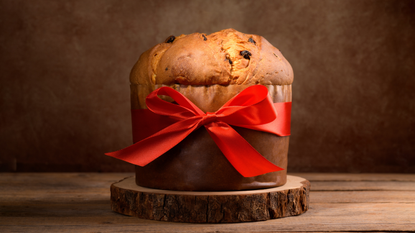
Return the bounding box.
[130,28,293,86]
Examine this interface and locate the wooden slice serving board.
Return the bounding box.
[110,175,310,223]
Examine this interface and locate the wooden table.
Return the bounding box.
[1,173,414,232]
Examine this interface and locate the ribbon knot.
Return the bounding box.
[106,85,291,177]
[199,112,218,126]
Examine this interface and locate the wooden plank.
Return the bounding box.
[3,173,415,188]
[0,173,130,194]
[292,173,415,182]
[311,191,415,203]
[1,191,413,206]
[0,172,131,186]
[1,202,414,232]
[2,190,413,206]
[1,174,414,202]
[311,181,415,191]
[2,172,413,185]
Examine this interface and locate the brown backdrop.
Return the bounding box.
[1,0,414,173]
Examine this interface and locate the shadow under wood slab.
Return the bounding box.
[110,175,309,223]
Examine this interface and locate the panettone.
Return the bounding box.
[129,28,293,191]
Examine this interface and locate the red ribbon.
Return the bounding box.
[106,85,291,177]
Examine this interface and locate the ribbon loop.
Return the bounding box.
[106,85,291,177]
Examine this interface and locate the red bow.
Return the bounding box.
[106,85,291,177]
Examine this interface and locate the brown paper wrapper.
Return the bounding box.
[132,84,291,191]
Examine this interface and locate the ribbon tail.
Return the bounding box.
[205,122,284,177]
[106,118,199,166]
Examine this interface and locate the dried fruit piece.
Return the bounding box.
[165,35,175,43]
[248,38,256,45]
[225,54,233,65]
[240,50,252,59]
[202,34,207,41]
